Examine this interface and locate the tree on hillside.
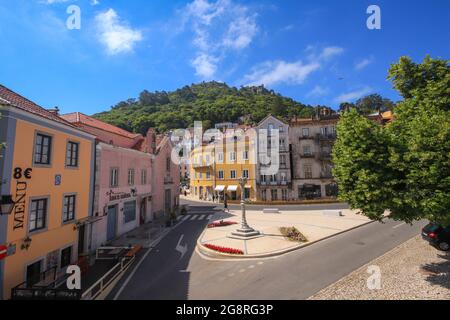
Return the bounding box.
[333,56,450,224]
[355,94,395,114]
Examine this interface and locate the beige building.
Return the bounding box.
[289,111,339,200]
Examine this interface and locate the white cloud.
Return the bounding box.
[334,87,373,103]
[95,9,142,55]
[355,56,374,70]
[90,0,100,5]
[191,53,219,78]
[307,85,328,98]
[242,45,343,88]
[181,0,258,79]
[318,46,344,60]
[222,15,258,50]
[244,60,320,87]
[42,0,71,3]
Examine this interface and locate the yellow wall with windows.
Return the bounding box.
[189,137,257,201]
[3,117,93,299]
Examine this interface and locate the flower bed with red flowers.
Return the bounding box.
[207,220,238,228]
[203,244,244,255]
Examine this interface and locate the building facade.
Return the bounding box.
[90,143,153,250]
[190,129,257,202]
[290,111,339,200]
[61,113,178,251]
[152,136,181,220]
[0,85,95,299]
[255,115,292,202]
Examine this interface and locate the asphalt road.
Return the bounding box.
[111,204,427,300]
[180,197,350,211]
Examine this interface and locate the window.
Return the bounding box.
[26,260,43,287]
[127,169,135,186]
[60,246,72,269]
[281,172,287,182]
[123,201,136,223]
[205,155,210,164]
[29,198,48,232]
[229,151,236,162]
[243,150,249,160]
[303,145,312,156]
[218,170,224,179]
[217,152,224,163]
[230,170,236,179]
[63,195,76,222]
[261,189,267,201]
[260,175,266,182]
[166,157,171,171]
[66,141,79,167]
[302,128,309,137]
[270,174,276,182]
[34,133,52,165]
[206,171,211,179]
[279,125,284,133]
[242,170,249,178]
[282,189,288,201]
[110,168,119,187]
[280,155,286,166]
[271,189,278,201]
[141,169,147,185]
[304,164,313,179]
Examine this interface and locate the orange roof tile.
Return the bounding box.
[0,84,74,127]
[61,112,141,139]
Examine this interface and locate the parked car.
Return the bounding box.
[422,222,450,251]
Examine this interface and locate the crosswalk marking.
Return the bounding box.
[179,214,212,221]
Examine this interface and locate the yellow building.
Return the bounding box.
[0,85,95,299]
[190,128,257,202]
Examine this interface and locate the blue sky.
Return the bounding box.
[0,0,449,115]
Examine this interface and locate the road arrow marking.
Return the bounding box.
[176,235,188,260]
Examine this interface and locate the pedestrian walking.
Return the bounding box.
[224,195,228,212]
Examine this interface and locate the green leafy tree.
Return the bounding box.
[333,56,450,224]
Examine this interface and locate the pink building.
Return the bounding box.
[90,142,153,248]
[61,113,179,250]
[151,136,180,220]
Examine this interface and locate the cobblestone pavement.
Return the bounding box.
[309,235,450,300]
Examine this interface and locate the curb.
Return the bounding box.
[196,219,376,261]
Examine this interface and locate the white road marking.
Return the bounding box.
[182,216,190,221]
[190,215,198,221]
[239,269,246,273]
[199,214,206,220]
[393,222,406,229]
[257,261,264,265]
[248,265,255,269]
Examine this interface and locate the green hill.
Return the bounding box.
[93,81,327,134]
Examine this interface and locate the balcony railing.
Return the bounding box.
[164,176,174,184]
[300,153,315,158]
[320,172,333,179]
[299,135,314,140]
[317,152,332,160]
[316,133,337,141]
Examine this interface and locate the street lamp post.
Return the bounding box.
[229,177,260,239]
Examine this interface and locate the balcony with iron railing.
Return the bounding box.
[317,152,332,161]
[299,135,314,140]
[300,153,315,159]
[164,176,174,184]
[320,172,333,179]
[316,133,337,141]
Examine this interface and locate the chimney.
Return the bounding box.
[146,128,157,154]
[47,106,60,116]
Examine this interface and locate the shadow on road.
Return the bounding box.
[422,251,450,291]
